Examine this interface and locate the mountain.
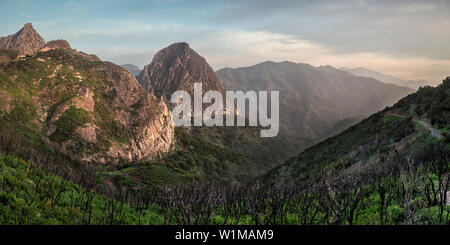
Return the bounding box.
[341,67,433,90]
[0,26,175,165]
[39,38,101,61]
[0,24,263,187]
[217,61,414,142]
[0,23,46,56]
[265,77,450,183]
[137,42,224,106]
[136,44,313,168]
[120,64,141,76]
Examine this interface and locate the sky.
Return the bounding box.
[0,0,449,83]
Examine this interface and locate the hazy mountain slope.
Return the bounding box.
[322,115,365,138]
[341,67,434,90]
[266,77,450,183]
[120,64,141,76]
[217,61,414,141]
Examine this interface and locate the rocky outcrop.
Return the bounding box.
[44,60,175,164]
[101,62,174,163]
[137,42,224,108]
[0,23,46,55]
[40,39,72,51]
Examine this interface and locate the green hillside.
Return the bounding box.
[268,78,450,183]
[0,152,164,224]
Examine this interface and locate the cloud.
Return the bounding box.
[61,21,448,83]
[206,0,450,60]
[193,29,449,83]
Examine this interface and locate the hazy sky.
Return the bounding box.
[0,0,449,83]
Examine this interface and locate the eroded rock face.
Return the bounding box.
[40,39,101,61]
[101,62,175,163]
[137,42,225,108]
[0,23,46,55]
[44,62,175,164]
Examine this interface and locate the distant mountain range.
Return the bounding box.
[120,64,141,76]
[217,61,414,142]
[341,67,434,90]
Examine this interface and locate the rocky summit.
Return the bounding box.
[137,42,224,108]
[0,23,46,56]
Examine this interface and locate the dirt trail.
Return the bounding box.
[386,112,444,140]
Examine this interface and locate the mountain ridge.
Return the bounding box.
[217,61,414,141]
[341,67,434,90]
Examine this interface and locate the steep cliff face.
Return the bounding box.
[137,42,224,106]
[100,62,174,163]
[0,27,174,164]
[0,23,46,55]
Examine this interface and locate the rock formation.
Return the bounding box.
[137,42,224,108]
[0,23,46,55]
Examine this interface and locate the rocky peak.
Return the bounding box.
[0,23,46,55]
[137,42,225,108]
[23,23,33,29]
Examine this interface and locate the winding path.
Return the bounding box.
[386,112,444,140]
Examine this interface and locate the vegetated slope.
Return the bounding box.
[186,125,312,169]
[98,128,261,189]
[266,77,450,183]
[322,115,365,138]
[0,49,19,63]
[0,152,165,224]
[341,67,434,90]
[218,61,413,141]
